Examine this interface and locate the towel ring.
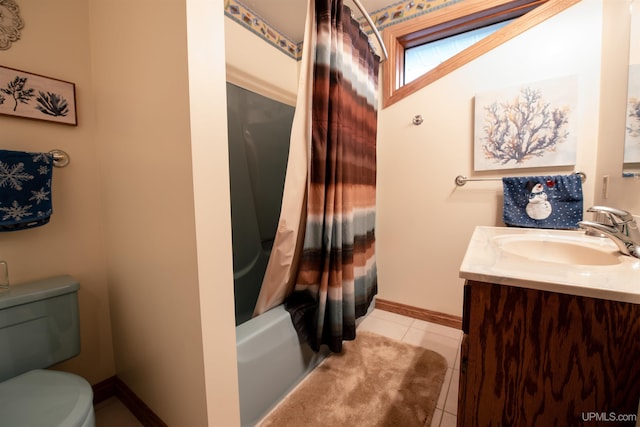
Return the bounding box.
[50,149,70,168]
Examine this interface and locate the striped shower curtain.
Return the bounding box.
[285,0,380,353]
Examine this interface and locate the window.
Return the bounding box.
[381,0,581,108]
[404,19,513,85]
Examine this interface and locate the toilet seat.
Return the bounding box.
[0,369,95,427]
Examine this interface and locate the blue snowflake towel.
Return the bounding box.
[0,149,53,232]
[502,174,583,229]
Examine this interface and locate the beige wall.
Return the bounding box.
[2,0,240,425]
[88,2,207,424]
[0,0,114,385]
[88,0,239,425]
[376,0,604,317]
[188,1,241,425]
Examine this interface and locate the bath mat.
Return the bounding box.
[258,331,449,427]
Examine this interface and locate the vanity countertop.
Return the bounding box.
[460,226,640,304]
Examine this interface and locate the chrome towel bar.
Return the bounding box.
[455,171,586,186]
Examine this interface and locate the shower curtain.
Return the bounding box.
[254,0,380,353]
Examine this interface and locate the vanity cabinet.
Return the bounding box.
[458,280,640,426]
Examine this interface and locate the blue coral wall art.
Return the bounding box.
[473,75,578,171]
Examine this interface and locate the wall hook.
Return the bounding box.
[412,115,423,125]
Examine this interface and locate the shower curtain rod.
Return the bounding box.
[351,0,388,63]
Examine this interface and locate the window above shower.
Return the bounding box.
[381,0,581,108]
[403,19,513,85]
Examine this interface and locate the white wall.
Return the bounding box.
[376,0,603,317]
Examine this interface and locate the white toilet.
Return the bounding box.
[0,275,95,427]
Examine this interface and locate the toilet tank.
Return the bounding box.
[0,275,80,382]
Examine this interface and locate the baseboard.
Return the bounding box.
[92,376,167,427]
[92,376,117,404]
[375,298,462,329]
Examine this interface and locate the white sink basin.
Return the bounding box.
[460,226,640,304]
[493,234,622,266]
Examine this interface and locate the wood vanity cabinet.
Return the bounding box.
[458,280,640,426]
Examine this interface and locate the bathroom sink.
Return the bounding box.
[492,233,622,266]
[460,226,640,304]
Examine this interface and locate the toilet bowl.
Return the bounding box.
[0,275,95,427]
[0,369,94,427]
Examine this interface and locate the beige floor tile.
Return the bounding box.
[437,368,453,410]
[424,322,463,341]
[95,397,142,427]
[369,308,415,326]
[440,410,457,427]
[431,408,443,427]
[402,328,460,367]
[408,318,431,330]
[357,313,410,341]
[444,369,460,415]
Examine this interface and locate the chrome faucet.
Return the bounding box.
[578,206,640,259]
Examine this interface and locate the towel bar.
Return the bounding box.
[455,171,586,187]
[50,149,70,168]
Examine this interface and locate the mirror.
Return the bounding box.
[624,0,640,176]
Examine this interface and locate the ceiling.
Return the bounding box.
[240,0,395,43]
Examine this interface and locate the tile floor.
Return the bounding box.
[94,308,462,427]
[95,396,143,427]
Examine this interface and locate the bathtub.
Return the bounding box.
[236,305,329,426]
[228,82,329,425]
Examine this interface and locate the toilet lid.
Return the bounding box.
[0,369,93,427]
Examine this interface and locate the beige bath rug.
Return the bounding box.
[258,331,449,427]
